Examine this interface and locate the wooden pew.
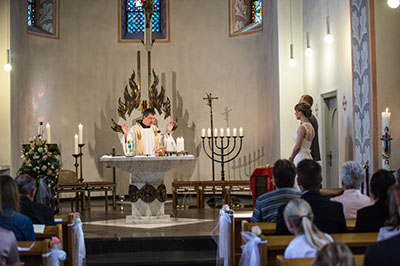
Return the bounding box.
[276,254,364,266]
[55,213,75,266]
[229,211,253,265]
[18,239,50,266]
[35,224,63,244]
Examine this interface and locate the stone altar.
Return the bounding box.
[100,155,195,223]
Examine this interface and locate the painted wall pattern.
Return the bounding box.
[234,0,251,31]
[351,0,371,182]
[37,0,55,34]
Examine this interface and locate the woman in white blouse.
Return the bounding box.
[284,199,333,258]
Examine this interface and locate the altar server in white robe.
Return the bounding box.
[121,108,175,156]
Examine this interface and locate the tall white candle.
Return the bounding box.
[78,124,83,144]
[239,127,244,137]
[74,134,79,154]
[166,137,173,152]
[46,123,51,143]
[176,137,185,152]
[220,128,224,137]
[201,128,206,137]
[207,128,211,137]
[233,128,237,137]
[226,128,231,137]
[381,108,391,170]
[214,128,218,137]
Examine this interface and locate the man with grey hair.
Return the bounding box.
[331,161,372,219]
[15,174,55,225]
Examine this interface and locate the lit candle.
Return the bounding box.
[78,124,83,144]
[207,128,211,137]
[233,128,237,137]
[239,127,244,137]
[220,128,224,137]
[381,108,391,170]
[46,123,51,143]
[226,128,231,137]
[74,134,79,154]
[176,137,185,152]
[214,128,218,137]
[201,128,206,137]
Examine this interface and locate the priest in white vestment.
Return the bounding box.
[121,108,175,156]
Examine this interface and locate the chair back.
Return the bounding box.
[57,170,80,186]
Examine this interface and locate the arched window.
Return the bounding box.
[229,0,263,37]
[27,0,60,39]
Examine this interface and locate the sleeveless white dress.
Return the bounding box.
[293,122,315,166]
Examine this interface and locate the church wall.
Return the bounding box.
[0,0,11,169]
[302,0,353,187]
[10,0,280,195]
[374,0,400,170]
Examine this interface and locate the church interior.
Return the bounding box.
[0,0,399,265]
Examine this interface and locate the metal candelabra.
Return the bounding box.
[201,135,244,181]
[72,144,85,182]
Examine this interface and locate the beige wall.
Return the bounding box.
[374,0,400,170]
[10,0,280,194]
[0,0,11,169]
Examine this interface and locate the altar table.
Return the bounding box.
[100,155,195,223]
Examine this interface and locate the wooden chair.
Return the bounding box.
[171,181,201,209]
[276,254,365,266]
[18,239,50,266]
[54,170,86,211]
[226,181,251,207]
[199,181,228,208]
[85,181,116,210]
[54,213,75,266]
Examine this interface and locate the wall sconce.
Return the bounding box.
[387,0,400,8]
[288,44,296,67]
[3,49,12,72]
[305,32,313,57]
[324,16,334,44]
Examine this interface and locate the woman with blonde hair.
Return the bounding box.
[284,198,333,258]
[289,102,315,166]
[312,241,355,266]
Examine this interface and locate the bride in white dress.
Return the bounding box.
[289,102,315,166]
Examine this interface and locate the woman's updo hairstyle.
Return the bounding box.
[295,102,312,118]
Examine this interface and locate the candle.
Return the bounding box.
[214,128,218,137]
[239,127,244,137]
[233,128,237,137]
[226,128,231,137]
[46,123,51,143]
[176,137,185,152]
[78,124,83,144]
[166,137,173,152]
[207,128,211,137]
[74,134,79,154]
[220,128,224,137]
[202,128,206,137]
[381,108,391,170]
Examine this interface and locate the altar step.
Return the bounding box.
[85,236,217,266]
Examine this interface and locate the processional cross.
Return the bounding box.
[203,93,218,181]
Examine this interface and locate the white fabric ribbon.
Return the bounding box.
[211,209,232,266]
[238,232,267,266]
[72,217,86,266]
[43,248,67,266]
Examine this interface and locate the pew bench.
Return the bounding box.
[276,254,364,266]
[18,239,50,266]
[55,213,75,266]
[35,224,63,243]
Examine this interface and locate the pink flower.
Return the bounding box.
[43,155,48,160]
[22,157,26,162]
[48,170,53,175]
[30,143,34,146]
[48,152,52,156]
[29,149,33,155]
[41,165,47,171]
[51,237,60,244]
[38,147,43,153]
[25,161,30,165]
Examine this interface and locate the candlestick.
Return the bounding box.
[381,108,391,170]
[226,128,231,137]
[46,123,51,143]
[74,134,79,154]
[78,124,83,144]
[72,154,80,176]
[202,128,206,138]
[239,127,244,137]
[214,128,218,137]
[78,143,85,182]
[220,128,224,137]
[233,128,237,137]
[207,128,211,137]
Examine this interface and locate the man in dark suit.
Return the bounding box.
[364,181,400,266]
[300,95,321,161]
[15,174,55,225]
[275,159,347,234]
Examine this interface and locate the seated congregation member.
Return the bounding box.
[15,174,55,225]
[364,183,400,266]
[0,227,20,265]
[251,159,301,222]
[312,242,355,266]
[355,169,395,232]
[283,198,333,258]
[0,175,35,241]
[377,184,400,241]
[276,159,347,235]
[331,161,372,219]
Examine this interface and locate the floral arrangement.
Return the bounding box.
[153,145,166,157]
[50,237,62,249]
[221,204,230,213]
[16,134,61,188]
[74,212,81,219]
[251,225,262,237]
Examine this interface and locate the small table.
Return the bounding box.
[100,155,195,223]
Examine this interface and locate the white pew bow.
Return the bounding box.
[238,231,267,266]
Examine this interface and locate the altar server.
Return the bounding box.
[121,108,175,156]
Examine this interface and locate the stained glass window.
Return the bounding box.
[126,0,161,33]
[28,0,36,27]
[251,0,262,23]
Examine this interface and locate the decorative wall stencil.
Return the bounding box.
[38,1,54,34]
[342,95,348,111]
[351,0,372,182]
[234,0,251,31]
